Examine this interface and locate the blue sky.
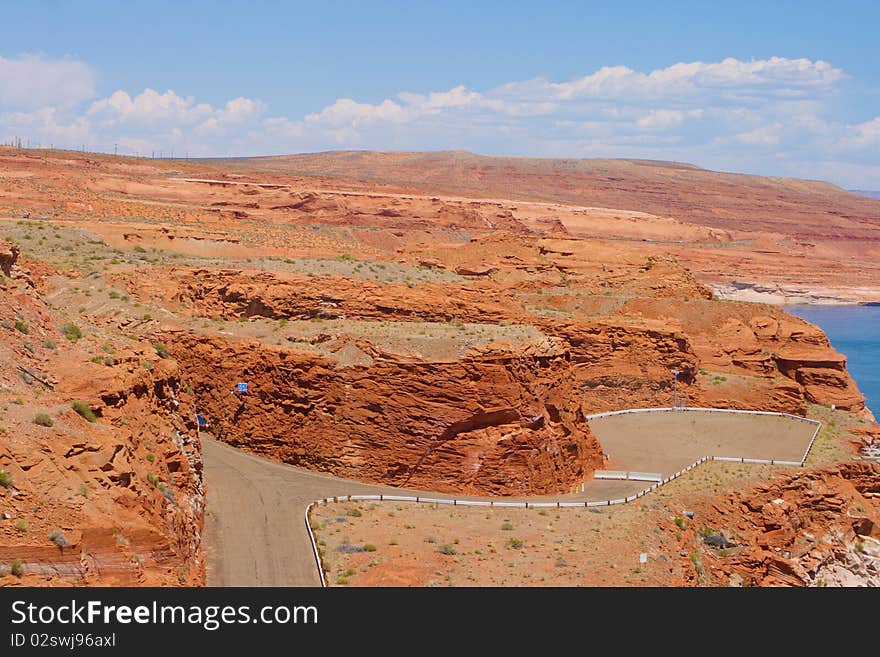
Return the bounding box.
[2,0,879,187]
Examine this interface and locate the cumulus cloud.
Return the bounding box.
[1,54,878,187]
[636,109,704,131]
[0,54,95,110]
[305,98,407,126]
[842,117,880,150]
[502,57,844,104]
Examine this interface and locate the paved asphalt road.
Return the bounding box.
[202,437,638,586]
[202,410,816,586]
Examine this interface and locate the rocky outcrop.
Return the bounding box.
[0,240,19,276]
[0,276,203,586]
[165,332,602,496]
[115,264,867,419]
[681,462,880,587]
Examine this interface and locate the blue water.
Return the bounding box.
[786,305,880,416]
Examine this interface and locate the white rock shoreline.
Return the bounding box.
[711,281,880,306]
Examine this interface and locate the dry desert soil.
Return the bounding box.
[0,147,878,587]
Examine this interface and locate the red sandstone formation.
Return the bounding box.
[0,242,203,586]
[679,462,880,587]
[164,332,601,495]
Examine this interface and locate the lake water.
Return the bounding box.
[786,304,880,416]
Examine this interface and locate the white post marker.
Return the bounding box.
[640,552,647,564]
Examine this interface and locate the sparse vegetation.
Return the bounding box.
[14,320,28,334]
[61,322,82,342]
[14,519,28,533]
[506,538,524,550]
[152,342,170,358]
[363,544,377,552]
[32,413,54,427]
[48,529,72,549]
[10,558,24,578]
[437,544,458,555]
[71,400,97,422]
[674,516,687,529]
[0,470,13,488]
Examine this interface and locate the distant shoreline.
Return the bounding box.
[711,282,880,306]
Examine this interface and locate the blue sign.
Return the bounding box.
[196,415,208,427]
[236,383,248,393]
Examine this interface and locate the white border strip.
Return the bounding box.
[584,406,821,426]
[305,502,326,588]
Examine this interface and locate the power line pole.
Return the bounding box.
[672,369,680,410]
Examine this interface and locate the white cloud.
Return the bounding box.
[305,98,407,126]
[0,54,95,110]
[509,57,844,104]
[735,123,782,145]
[87,89,213,126]
[637,109,703,131]
[842,117,880,150]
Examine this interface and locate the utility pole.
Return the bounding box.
[114,143,118,156]
[672,369,680,410]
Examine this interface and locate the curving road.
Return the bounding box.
[202,409,818,587]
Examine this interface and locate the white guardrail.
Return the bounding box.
[305,406,822,586]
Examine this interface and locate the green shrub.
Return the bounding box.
[674,516,687,529]
[90,355,103,364]
[14,320,28,334]
[437,544,458,555]
[10,558,24,577]
[363,544,377,552]
[14,519,28,532]
[501,522,514,531]
[152,342,169,359]
[42,339,57,350]
[133,245,147,253]
[61,322,82,342]
[146,453,155,463]
[71,401,96,422]
[0,470,13,488]
[32,413,54,427]
[506,538,524,550]
[345,508,362,518]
